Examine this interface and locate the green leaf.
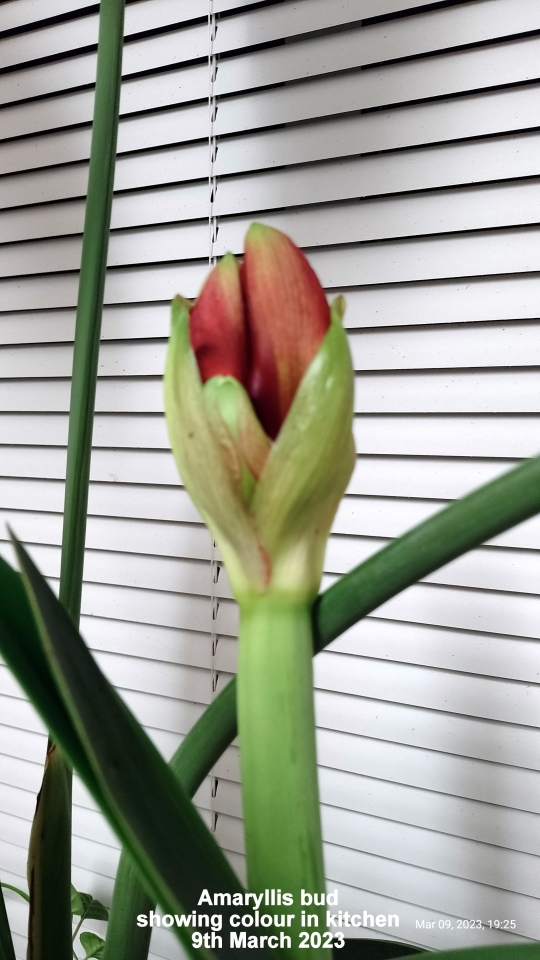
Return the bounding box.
[0,561,99,960]
[169,673,239,799]
[0,554,200,960]
[102,858,152,960]
[0,884,16,960]
[60,0,125,624]
[313,455,540,650]
[71,887,109,922]
[80,932,106,960]
[0,558,106,802]
[252,299,355,602]
[12,537,269,960]
[84,901,109,923]
[334,941,540,960]
[27,741,73,960]
[1,883,29,904]
[335,940,424,959]
[105,680,238,960]
[35,0,127,949]
[420,947,540,960]
[71,885,85,916]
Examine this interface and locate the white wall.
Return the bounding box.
[0,0,540,956]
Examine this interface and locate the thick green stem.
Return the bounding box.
[238,595,326,959]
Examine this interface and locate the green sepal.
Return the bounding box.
[164,297,269,594]
[203,375,271,504]
[252,298,355,601]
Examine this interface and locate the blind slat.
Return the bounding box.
[216,37,540,136]
[216,0,540,96]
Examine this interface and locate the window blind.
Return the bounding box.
[1,0,539,956]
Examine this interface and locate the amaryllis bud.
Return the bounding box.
[164,224,354,601]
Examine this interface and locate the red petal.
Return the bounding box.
[241,223,330,439]
[190,253,248,386]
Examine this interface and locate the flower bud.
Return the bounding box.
[164,226,354,602]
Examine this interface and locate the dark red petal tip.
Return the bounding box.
[190,253,248,386]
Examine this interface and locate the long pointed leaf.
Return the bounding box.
[105,678,238,960]
[0,574,196,960]
[28,0,127,951]
[421,947,540,960]
[0,558,108,804]
[1,886,29,904]
[0,885,16,960]
[0,572,111,951]
[0,556,222,960]
[339,941,423,959]
[338,945,537,960]
[314,454,540,648]
[12,538,273,960]
[102,858,152,960]
[60,0,125,623]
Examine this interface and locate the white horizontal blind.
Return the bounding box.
[1,0,540,957]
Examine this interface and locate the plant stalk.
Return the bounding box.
[71,915,85,945]
[237,595,326,959]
